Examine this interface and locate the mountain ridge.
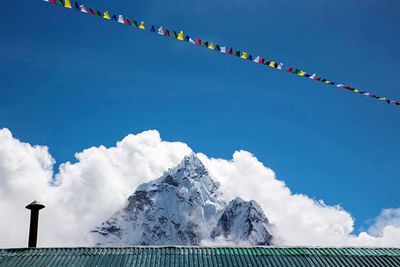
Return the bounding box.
[91,153,273,246]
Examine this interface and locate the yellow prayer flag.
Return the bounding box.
[64,0,72,8]
[269,61,276,68]
[103,11,111,20]
[208,42,215,50]
[241,52,248,59]
[177,31,184,41]
[139,21,145,30]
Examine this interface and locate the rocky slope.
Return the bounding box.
[91,154,273,246]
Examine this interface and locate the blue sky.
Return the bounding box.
[1,0,399,232]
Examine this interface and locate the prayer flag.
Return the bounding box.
[64,0,72,8]
[241,52,248,59]
[196,39,201,46]
[80,4,88,13]
[177,31,184,40]
[165,29,170,36]
[139,21,145,29]
[158,26,164,35]
[103,11,110,20]
[208,42,215,50]
[117,15,124,23]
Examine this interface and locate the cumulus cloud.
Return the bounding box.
[0,128,399,248]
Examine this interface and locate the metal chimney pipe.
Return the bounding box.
[25,201,45,248]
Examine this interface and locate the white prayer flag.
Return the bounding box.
[118,15,124,24]
[80,5,88,13]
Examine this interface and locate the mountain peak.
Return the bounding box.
[210,197,273,245]
[91,155,273,246]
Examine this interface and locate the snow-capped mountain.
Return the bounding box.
[211,197,273,245]
[91,154,273,246]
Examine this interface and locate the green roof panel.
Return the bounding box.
[0,247,399,267]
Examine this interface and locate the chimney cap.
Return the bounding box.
[25,201,45,211]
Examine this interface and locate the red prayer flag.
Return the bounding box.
[165,29,170,37]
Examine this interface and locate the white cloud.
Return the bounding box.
[0,128,399,248]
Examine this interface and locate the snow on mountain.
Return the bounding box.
[210,197,273,245]
[91,153,273,246]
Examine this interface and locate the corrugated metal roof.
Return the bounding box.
[0,247,399,267]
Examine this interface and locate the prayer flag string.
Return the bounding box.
[42,0,400,107]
